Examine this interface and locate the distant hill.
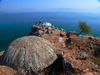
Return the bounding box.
[1,7,100,13]
[45,7,100,13]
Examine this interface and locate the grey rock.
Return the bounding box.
[42,29,45,34]
[33,30,44,37]
[87,48,91,51]
[51,26,55,28]
[76,51,89,60]
[60,32,66,37]
[1,36,57,74]
[55,27,58,29]
[89,43,94,49]
[56,48,64,55]
[96,67,100,72]
[51,30,54,34]
[60,28,65,32]
[31,25,39,34]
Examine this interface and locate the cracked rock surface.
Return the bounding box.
[1,36,57,74]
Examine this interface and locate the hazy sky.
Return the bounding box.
[0,0,100,12]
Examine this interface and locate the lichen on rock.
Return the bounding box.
[1,36,57,74]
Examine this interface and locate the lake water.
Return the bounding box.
[0,12,100,52]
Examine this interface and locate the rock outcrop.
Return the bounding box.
[0,25,100,75]
[31,25,100,75]
[0,65,17,75]
[1,36,57,74]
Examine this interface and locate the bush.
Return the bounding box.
[88,41,97,49]
[67,43,74,50]
[92,57,100,66]
[94,46,100,57]
[88,41,100,66]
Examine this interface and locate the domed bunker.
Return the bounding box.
[42,22,52,28]
[1,36,57,74]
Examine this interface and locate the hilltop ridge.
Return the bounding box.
[0,25,100,75]
[30,25,100,75]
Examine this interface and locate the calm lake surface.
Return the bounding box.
[0,12,100,52]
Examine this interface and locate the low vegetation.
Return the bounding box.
[88,41,97,49]
[88,41,100,66]
[92,57,100,66]
[67,43,74,50]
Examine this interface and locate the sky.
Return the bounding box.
[0,0,100,13]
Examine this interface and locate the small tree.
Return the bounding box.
[78,21,93,35]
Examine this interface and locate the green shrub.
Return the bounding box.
[88,41,100,66]
[47,29,49,31]
[67,43,74,50]
[88,41,97,49]
[94,46,100,57]
[92,57,100,66]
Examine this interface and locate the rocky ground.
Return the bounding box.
[0,25,100,75]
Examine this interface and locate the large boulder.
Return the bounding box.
[1,36,57,74]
